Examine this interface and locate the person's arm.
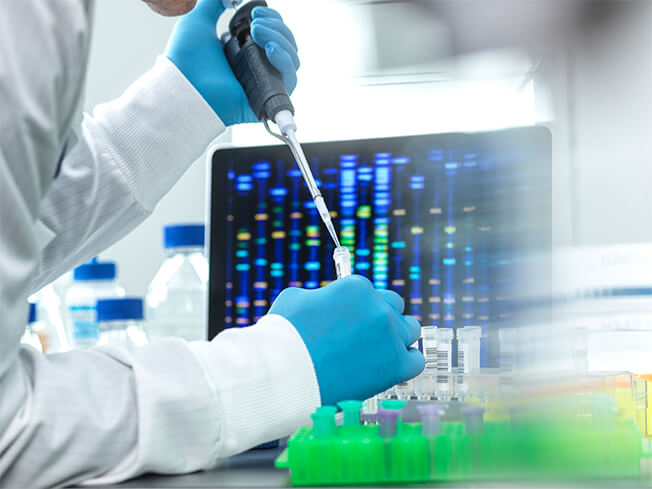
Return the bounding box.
[1,1,422,486]
[1,50,321,485]
[1,1,321,486]
[30,0,299,289]
[29,56,224,291]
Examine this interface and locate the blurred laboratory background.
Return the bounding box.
[19,1,652,484]
[28,0,650,362]
[79,0,652,297]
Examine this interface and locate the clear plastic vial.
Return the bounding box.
[333,246,352,279]
[498,328,517,372]
[30,284,69,353]
[97,298,148,347]
[65,259,125,349]
[455,326,481,400]
[413,326,438,401]
[421,326,438,374]
[434,327,454,399]
[457,326,482,373]
[21,302,43,352]
[394,340,419,400]
[146,224,208,341]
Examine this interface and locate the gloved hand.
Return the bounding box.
[165,0,300,126]
[269,275,425,406]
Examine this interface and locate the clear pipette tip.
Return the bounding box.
[264,113,348,277]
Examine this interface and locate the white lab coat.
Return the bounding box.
[0,1,320,486]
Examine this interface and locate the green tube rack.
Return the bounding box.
[275,406,643,486]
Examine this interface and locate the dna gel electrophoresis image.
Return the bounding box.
[210,129,552,365]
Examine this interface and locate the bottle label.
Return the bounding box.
[68,305,99,340]
[73,321,98,339]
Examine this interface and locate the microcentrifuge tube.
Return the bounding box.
[456,327,480,400]
[337,400,363,428]
[362,396,378,420]
[394,380,410,400]
[413,331,433,400]
[378,408,400,437]
[456,326,481,373]
[311,406,337,438]
[395,340,419,400]
[414,373,434,401]
[333,246,352,279]
[434,328,454,399]
[498,328,516,372]
[461,406,485,434]
[421,326,438,375]
[417,403,446,436]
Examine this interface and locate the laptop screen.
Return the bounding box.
[209,128,552,366]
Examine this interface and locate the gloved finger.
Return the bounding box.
[377,289,405,314]
[251,5,284,21]
[264,42,297,93]
[251,16,298,51]
[401,347,426,380]
[190,0,226,23]
[403,315,421,346]
[251,22,300,70]
[346,274,374,288]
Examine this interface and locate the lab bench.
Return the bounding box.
[111,444,289,488]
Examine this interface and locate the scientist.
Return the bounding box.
[0,0,424,486]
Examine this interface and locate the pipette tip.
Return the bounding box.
[326,222,341,248]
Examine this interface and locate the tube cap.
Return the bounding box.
[164,224,205,249]
[28,302,37,324]
[97,298,143,322]
[381,399,408,411]
[73,259,116,281]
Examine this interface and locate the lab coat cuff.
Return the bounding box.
[188,314,321,460]
[88,56,225,211]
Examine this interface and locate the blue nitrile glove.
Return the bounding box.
[269,275,425,406]
[165,1,300,126]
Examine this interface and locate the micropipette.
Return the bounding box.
[222,0,351,278]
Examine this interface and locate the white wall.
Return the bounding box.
[568,2,652,246]
[83,0,221,297]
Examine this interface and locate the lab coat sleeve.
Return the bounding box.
[29,56,226,290]
[0,2,322,484]
[1,314,320,487]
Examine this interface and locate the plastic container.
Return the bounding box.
[97,298,148,347]
[146,224,208,341]
[21,302,43,352]
[422,326,438,373]
[457,326,482,373]
[498,328,517,372]
[434,327,454,399]
[65,258,125,349]
[30,284,69,352]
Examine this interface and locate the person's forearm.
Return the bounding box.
[0,315,320,487]
[31,57,225,292]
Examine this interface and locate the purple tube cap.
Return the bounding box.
[378,408,401,422]
[417,403,446,418]
[362,412,378,424]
